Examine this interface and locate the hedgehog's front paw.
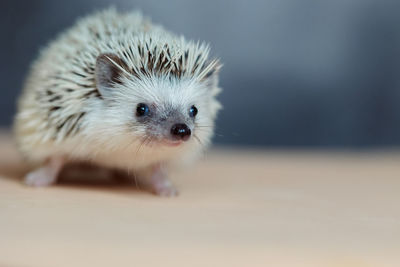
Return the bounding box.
[25,167,58,187]
[151,179,179,197]
[24,157,65,187]
[137,165,179,197]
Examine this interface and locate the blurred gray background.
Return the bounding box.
[1,0,400,147]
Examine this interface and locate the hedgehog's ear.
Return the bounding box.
[95,53,129,97]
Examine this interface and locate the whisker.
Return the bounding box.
[193,134,204,146]
[195,128,212,132]
[194,128,224,137]
[124,136,138,152]
[135,136,148,156]
[194,123,213,128]
[145,136,155,148]
[193,134,208,160]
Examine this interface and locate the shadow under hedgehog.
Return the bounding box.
[14,8,222,196]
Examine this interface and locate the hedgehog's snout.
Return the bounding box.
[170,123,191,141]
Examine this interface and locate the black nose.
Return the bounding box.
[171,124,191,141]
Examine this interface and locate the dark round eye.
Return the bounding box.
[189,105,198,118]
[136,103,149,117]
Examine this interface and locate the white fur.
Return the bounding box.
[14,8,222,173]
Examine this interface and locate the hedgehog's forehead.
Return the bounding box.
[120,75,206,107]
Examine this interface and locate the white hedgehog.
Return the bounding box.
[14,8,222,196]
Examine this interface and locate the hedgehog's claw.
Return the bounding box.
[24,157,65,187]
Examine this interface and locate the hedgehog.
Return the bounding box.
[14,8,222,196]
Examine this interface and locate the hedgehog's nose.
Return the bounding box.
[171,124,191,141]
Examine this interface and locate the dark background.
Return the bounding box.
[1,0,400,147]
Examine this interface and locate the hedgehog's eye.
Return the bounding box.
[189,105,198,118]
[136,103,149,117]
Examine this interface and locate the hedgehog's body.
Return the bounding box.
[14,9,221,195]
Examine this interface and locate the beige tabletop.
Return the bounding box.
[0,132,399,267]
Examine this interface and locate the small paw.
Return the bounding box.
[152,183,179,197]
[24,168,57,187]
[135,165,179,197]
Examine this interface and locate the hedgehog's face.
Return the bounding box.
[95,53,221,151]
[132,101,197,146]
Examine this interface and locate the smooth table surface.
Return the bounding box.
[0,133,399,267]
